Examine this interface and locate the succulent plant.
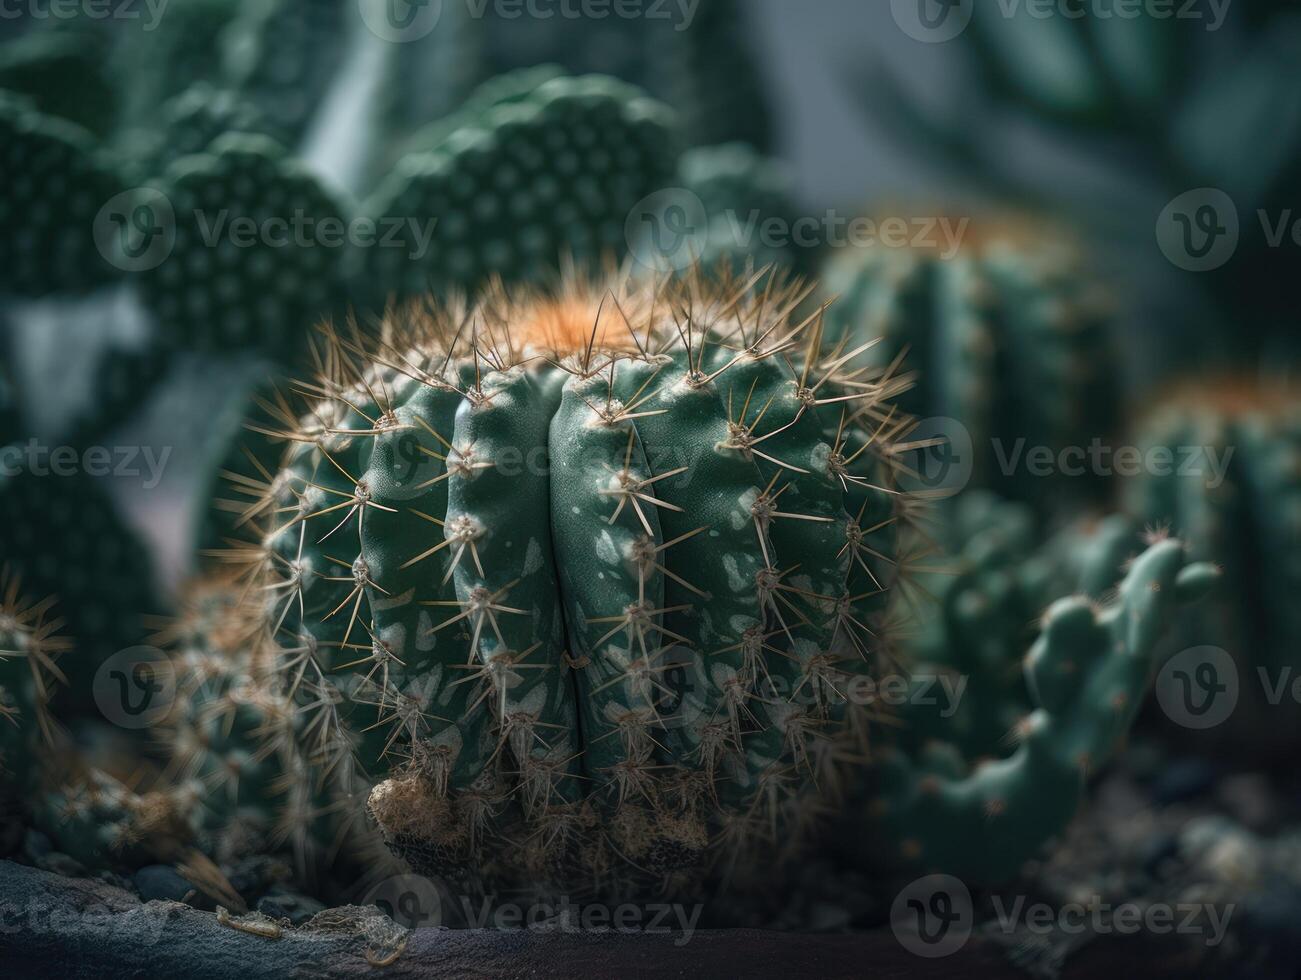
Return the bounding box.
[677,142,802,274]
[0,570,68,793]
[820,227,1119,510]
[163,267,1219,903]
[0,24,114,137]
[181,268,908,895]
[139,132,353,366]
[364,74,680,306]
[222,0,348,146]
[663,0,773,151]
[0,92,124,298]
[0,468,159,702]
[855,531,1218,883]
[1127,383,1301,748]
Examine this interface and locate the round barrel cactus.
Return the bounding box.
[170,268,1216,902]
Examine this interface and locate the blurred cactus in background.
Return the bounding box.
[820,223,1119,514]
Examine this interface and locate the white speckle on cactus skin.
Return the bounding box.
[522,539,542,575]
[594,530,619,565]
[722,554,746,591]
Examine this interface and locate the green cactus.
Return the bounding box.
[678,142,802,274]
[663,0,773,151]
[139,132,353,366]
[126,83,282,185]
[364,74,680,305]
[856,534,1218,883]
[112,0,242,136]
[820,227,1119,509]
[178,268,906,894]
[0,468,160,702]
[0,571,68,793]
[0,24,115,137]
[223,0,349,146]
[165,268,1217,902]
[0,92,124,298]
[1127,384,1301,747]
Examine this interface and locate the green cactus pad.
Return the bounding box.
[139,133,352,366]
[0,95,124,297]
[365,74,680,304]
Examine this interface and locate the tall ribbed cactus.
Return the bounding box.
[821,226,1119,509]
[190,268,907,893]
[1128,383,1301,749]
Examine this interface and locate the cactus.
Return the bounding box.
[179,267,907,896]
[855,532,1218,883]
[820,226,1119,509]
[165,267,1218,904]
[223,0,349,146]
[0,468,159,701]
[364,74,680,305]
[0,24,115,137]
[1127,384,1301,748]
[663,0,773,151]
[0,92,124,297]
[677,142,802,275]
[0,571,68,793]
[139,132,353,366]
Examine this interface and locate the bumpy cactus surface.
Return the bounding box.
[677,142,801,274]
[857,530,1218,882]
[0,92,123,297]
[821,228,1119,508]
[365,74,680,305]
[189,269,906,895]
[1128,384,1301,747]
[0,469,158,697]
[169,268,1219,902]
[140,133,352,365]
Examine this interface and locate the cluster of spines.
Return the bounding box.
[0,568,68,790]
[187,266,918,896]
